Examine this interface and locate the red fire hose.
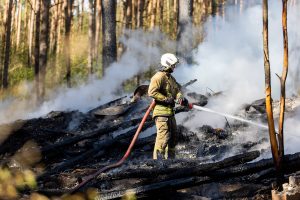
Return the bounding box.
[71,100,156,193]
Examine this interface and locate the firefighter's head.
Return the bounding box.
[160,53,179,73]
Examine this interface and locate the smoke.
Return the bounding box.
[0,29,175,124]
[175,1,300,154]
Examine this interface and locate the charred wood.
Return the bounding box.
[41,117,147,154]
[88,96,127,114]
[97,151,260,182]
[39,121,155,179]
[97,152,300,200]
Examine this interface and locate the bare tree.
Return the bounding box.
[277,0,289,163]
[262,0,280,170]
[101,0,116,75]
[2,0,14,89]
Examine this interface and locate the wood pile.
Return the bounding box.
[0,89,300,199]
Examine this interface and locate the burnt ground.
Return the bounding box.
[0,94,300,200]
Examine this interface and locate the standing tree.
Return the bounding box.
[149,0,157,29]
[101,0,116,75]
[64,0,74,87]
[262,0,280,170]
[28,0,36,66]
[277,0,289,164]
[95,0,102,65]
[136,0,144,29]
[34,0,40,101]
[39,0,50,100]
[2,0,14,89]
[16,0,23,49]
[88,0,96,74]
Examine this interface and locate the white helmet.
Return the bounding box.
[160,53,179,69]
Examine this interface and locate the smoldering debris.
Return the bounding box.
[0,90,300,199]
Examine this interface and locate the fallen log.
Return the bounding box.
[38,121,155,179]
[212,151,300,179]
[97,152,300,200]
[98,176,209,200]
[41,117,146,154]
[97,151,260,182]
[88,96,127,114]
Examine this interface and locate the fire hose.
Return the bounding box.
[71,100,156,193]
[71,100,269,193]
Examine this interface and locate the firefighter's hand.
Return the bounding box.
[178,97,189,107]
[164,97,175,106]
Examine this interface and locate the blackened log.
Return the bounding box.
[88,96,127,114]
[212,152,300,179]
[98,177,209,200]
[97,151,260,182]
[160,150,260,181]
[98,152,300,200]
[39,121,155,179]
[41,117,146,154]
[181,79,197,89]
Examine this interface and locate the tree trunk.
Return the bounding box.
[34,0,40,102]
[124,0,132,29]
[64,0,74,87]
[157,0,163,29]
[79,0,84,31]
[16,0,22,49]
[39,0,50,100]
[50,0,60,55]
[132,0,137,29]
[2,0,14,89]
[137,0,144,29]
[166,0,171,34]
[88,0,96,74]
[101,0,117,75]
[56,0,63,55]
[262,0,280,170]
[150,0,156,30]
[95,0,102,65]
[176,0,193,63]
[28,0,36,66]
[278,0,288,163]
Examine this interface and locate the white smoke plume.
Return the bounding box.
[175,1,300,154]
[0,29,175,124]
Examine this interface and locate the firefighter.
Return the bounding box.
[148,53,189,159]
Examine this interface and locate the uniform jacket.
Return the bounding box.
[148,71,183,117]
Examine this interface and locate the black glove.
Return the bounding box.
[178,97,189,107]
[164,97,175,106]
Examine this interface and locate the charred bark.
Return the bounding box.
[262,0,280,170]
[101,0,117,74]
